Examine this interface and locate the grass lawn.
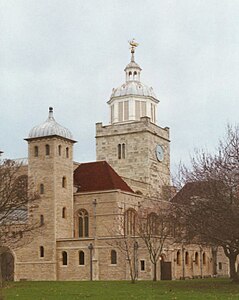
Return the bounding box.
[2,278,239,300]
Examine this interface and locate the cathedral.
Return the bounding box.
[4,43,228,281]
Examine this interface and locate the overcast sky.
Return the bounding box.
[1,0,239,173]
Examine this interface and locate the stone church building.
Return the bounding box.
[4,44,228,281]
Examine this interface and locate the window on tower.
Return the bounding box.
[66,147,69,158]
[62,207,66,218]
[40,184,44,194]
[40,246,44,258]
[62,251,68,265]
[62,177,67,188]
[45,144,50,156]
[79,251,85,265]
[124,209,136,236]
[34,146,39,157]
[58,145,62,156]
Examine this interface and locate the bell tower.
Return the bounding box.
[96,41,170,198]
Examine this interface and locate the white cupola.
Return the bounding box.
[108,40,159,125]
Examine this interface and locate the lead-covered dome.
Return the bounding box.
[111,81,157,99]
[28,107,74,140]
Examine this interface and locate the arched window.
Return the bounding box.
[129,71,132,80]
[111,250,117,264]
[176,250,181,265]
[147,212,158,235]
[34,146,39,157]
[45,144,50,156]
[40,184,44,194]
[66,147,69,158]
[62,251,67,265]
[133,71,137,80]
[122,143,126,159]
[195,252,199,265]
[40,214,44,226]
[203,252,206,265]
[40,246,44,258]
[118,144,121,159]
[185,251,189,265]
[78,209,89,238]
[124,209,136,236]
[79,251,85,265]
[62,177,66,188]
[62,207,66,218]
[58,145,62,156]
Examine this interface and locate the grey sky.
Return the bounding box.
[1,0,239,173]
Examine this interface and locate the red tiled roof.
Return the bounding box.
[74,161,134,193]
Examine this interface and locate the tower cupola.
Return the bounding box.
[108,40,159,125]
[28,107,74,141]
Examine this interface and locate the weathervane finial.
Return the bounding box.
[128,38,139,62]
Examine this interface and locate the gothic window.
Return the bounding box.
[176,250,181,265]
[147,212,158,235]
[111,250,117,264]
[34,146,39,157]
[40,246,44,258]
[58,145,62,156]
[40,184,44,194]
[79,251,85,265]
[62,251,67,265]
[195,252,199,265]
[66,147,69,158]
[45,144,50,156]
[62,177,66,188]
[185,251,189,265]
[40,215,44,226]
[118,144,122,159]
[140,260,145,271]
[124,209,136,236]
[203,252,206,265]
[122,143,126,159]
[78,209,89,238]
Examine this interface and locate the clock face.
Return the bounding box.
[156,144,164,162]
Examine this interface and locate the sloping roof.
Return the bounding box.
[171,180,222,204]
[74,161,134,193]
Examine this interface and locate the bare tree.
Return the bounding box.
[172,125,239,281]
[107,207,139,283]
[137,203,175,281]
[0,159,39,283]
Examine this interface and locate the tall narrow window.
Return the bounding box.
[62,251,67,265]
[185,251,189,265]
[79,251,85,265]
[140,260,145,271]
[111,105,114,123]
[40,246,44,258]
[111,250,117,264]
[195,252,199,265]
[118,102,123,122]
[62,177,66,188]
[176,250,181,265]
[62,207,66,218]
[45,144,50,156]
[124,101,129,121]
[203,252,206,265]
[124,209,136,236]
[66,147,69,158]
[34,146,39,157]
[141,101,146,117]
[40,184,44,194]
[40,215,44,226]
[118,144,121,159]
[78,209,89,238]
[122,143,126,159]
[58,145,62,156]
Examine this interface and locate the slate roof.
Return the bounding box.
[74,161,134,193]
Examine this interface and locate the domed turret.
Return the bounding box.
[28,107,74,141]
[108,40,159,124]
